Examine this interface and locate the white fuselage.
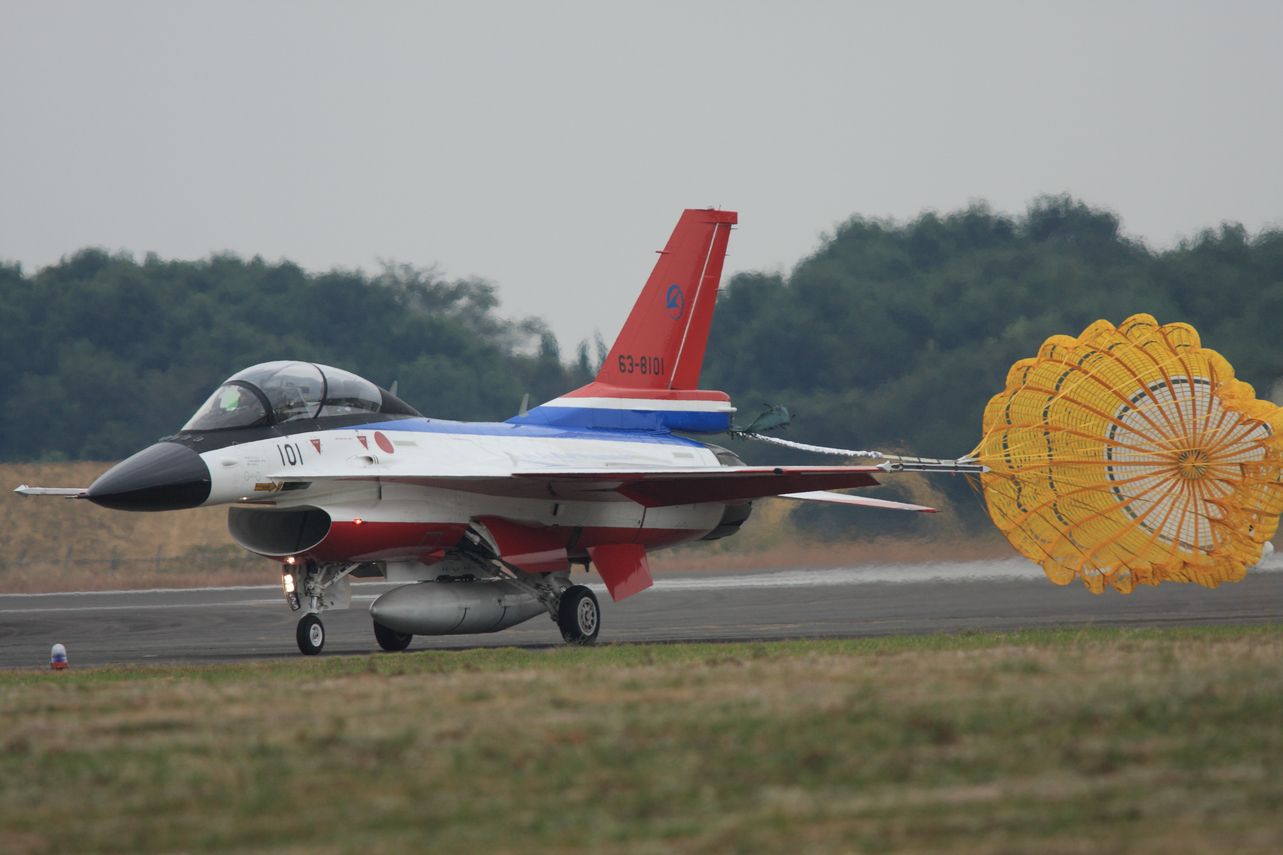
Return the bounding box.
[204,419,728,564]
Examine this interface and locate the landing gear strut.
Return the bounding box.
[297,613,325,655]
[557,585,600,644]
[283,560,358,656]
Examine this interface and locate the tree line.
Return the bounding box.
[0,254,594,461]
[2,195,1280,482]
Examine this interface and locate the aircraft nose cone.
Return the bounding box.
[87,442,211,511]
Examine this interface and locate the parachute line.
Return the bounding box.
[736,432,985,474]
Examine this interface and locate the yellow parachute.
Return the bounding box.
[971,314,1283,593]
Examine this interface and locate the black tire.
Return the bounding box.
[373,620,413,652]
[296,613,325,656]
[557,585,600,644]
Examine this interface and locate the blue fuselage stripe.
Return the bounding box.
[355,416,708,447]
[506,405,732,434]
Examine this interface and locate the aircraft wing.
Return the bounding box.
[274,465,885,508]
[514,466,882,507]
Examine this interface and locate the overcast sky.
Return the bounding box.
[3,2,1281,348]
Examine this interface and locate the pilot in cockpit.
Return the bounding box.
[213,385,260,425]
[268,382,312,423]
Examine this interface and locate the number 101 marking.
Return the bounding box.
[277,443,303,466]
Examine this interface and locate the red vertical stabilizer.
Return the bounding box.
[510,208,738,433]
[596,208,736,391]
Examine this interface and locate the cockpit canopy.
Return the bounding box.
[182,361,417,431]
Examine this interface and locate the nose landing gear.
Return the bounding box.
[296,613,325,655]
[284,560,357,656]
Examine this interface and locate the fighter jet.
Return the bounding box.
[17,209,963,655]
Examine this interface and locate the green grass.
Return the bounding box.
[3,628,1282,854]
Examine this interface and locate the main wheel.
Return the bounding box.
[557,585,600,644]
[296,614,325,656]
[373,620,412,652]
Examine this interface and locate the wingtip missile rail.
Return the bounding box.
[14,485,88,498]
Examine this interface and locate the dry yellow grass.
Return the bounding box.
[2,461,259,591]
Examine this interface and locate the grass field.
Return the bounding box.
[2,627,1281,854]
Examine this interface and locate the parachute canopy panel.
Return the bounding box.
[972,314,1283,593]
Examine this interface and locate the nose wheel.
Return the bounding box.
[296,614,325,655]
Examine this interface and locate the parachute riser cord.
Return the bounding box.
[734,431,988,474]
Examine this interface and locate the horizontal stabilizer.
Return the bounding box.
[13,485,87,498]
[778,490,936,513]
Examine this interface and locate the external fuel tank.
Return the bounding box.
[369,580,544,636]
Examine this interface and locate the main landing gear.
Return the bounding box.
[367,581,600,652]
[373,620,412,652]
[557,585,600,644]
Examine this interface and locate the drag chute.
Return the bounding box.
[971,314,1283,593]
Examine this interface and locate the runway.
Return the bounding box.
[2,555,1281,668]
